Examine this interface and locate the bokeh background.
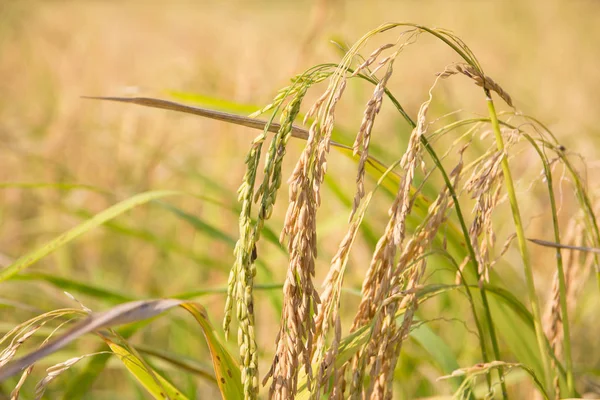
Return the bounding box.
[1,0,599,398]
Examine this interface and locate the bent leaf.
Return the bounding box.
[180,303,243,399]
[104,337,190,400]
[0,299,242,400]
[0,299,182,381]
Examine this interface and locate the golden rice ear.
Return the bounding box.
[437,64,514,107]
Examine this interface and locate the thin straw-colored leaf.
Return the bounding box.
[528,238,600,254]
[84,96,404,194]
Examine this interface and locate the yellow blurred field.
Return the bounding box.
[1,1,599,399]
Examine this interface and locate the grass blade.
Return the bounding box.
[0,299,183,381]
[179,303,243,399]
[0,299,242,399]
[0,190,182,283]
[14,272,135,304]
[103,337,191,400]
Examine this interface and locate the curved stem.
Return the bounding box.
[524,116,600,293]
[485,91,552,393]
[522,136,574,396]
[380,86,506,396]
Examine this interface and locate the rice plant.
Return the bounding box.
[0,22,598,399]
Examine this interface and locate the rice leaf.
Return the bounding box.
[410,318,462,390]
[0,182,109,194]
[14,272,135,304]
[0,298,241,399]
[179,303,243,399]
[104,337,190,400]
[0,190,183,283]
[166,90,258,115]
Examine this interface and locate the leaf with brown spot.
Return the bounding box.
[104,337,190,400]
[180,303,243,399]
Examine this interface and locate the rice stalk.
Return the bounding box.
[9,365,33,400]
[311,193,370,399]
[262,23,423,399]
[312,157,404,399]
[463,148,504,284]
[0,325,44,369]
[20,20,596,399]
[264,71,346,399]
[439,361,550,400]
[447,113,596,397]
[563,217,597,316]
[518,114,600,293]
[2,312,85,397]
[225,80,313,398]
[33,355,95,400]
[485,95,553,392]
[519,131,575,397]
[543,271,563,400]
[381,70,503,394]
[351,54,396,220]
[329,72,452,399]
[369,189,452,399]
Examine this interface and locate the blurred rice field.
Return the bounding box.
[1,0,599,398]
